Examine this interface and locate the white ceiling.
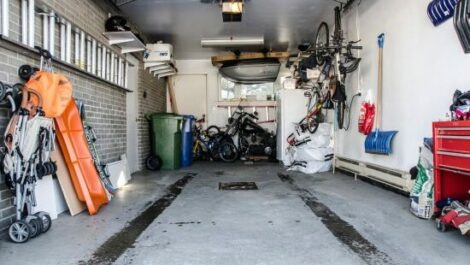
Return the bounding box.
[117,0,338,59]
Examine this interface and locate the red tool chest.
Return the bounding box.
[433,120,470,210]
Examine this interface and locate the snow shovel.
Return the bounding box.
[365,33,398,155]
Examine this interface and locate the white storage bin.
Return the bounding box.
[144,43,173,62]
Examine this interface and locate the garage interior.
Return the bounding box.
[0,0,469,264]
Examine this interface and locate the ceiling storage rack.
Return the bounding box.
[103,31,146,54]
[143,42,177,78]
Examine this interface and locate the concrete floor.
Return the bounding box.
[0,162,469,265]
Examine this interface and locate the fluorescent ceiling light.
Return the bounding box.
[222,0,243,22]
[201,37,264,47]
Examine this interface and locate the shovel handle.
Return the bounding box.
[376,33,385,130]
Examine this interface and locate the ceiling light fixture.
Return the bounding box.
[201,37,264,47]
[222,0,243,22]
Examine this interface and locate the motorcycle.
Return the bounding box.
[227,107,277,160]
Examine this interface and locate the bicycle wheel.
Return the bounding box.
[206,125,221,137]
[307,117,319,134]
[315,22,330,66]
[333,6,342,43]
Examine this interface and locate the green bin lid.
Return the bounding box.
[145,113,183,121]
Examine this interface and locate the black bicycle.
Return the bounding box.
[308,6,362,130]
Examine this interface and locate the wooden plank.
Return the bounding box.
[211,51,290,65]
[216,100,277,108]
[267,51,290,58]
[167,76,179,114]
[247,155,269,161]
[51,143,86,216]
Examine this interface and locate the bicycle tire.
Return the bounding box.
[307,117,319,134]
[315,22,330,66]
[334,6,342,44]
[206,125,221,137]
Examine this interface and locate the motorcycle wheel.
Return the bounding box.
[218,142,239,163]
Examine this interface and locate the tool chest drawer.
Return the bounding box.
[435,133,470,153]
[435,151,470,171]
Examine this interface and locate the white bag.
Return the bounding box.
[316,123,332,136]
[306,134,330,148]
[283,146,296,167]
[295,147,333,162]
[288,160,332,174]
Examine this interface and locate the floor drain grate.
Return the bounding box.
[219,182,258,190]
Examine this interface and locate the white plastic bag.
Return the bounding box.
[295,147,333,162]
[288,160,332,174]
[283,146,296,166]
[316,123,332,136]
[306,134,330,148]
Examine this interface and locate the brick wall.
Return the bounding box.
[0,0,166,235]
[136,61,167,169]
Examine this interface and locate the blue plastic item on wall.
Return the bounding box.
[428,0,459,26]
[181,115,196,167]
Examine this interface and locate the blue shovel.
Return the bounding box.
[365,33,398,155]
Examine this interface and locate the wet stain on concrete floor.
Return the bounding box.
[278,173,395,265]
[82,175,194,265]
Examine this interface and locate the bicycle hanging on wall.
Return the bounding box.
[295,5,362,133]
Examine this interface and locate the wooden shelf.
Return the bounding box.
[217,101,277,108]
[103,31,146,54]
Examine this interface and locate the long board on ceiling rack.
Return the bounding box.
[211,51,290,66]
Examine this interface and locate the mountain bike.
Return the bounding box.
[307,6,362,129]
[192,116,221,161]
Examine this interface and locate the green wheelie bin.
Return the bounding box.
[145,113,183,170]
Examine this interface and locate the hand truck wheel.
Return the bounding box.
[8,220,32,243]
[436,219,448,232]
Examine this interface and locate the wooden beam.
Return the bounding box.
[167,76,179,114]
[211,51,290,65]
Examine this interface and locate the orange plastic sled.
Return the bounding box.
[54,100,108,215]
[24,71,73,118]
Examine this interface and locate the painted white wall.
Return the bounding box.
[174,59,282,132]
[336,0,470,171]
[171,74,208,118]
[173,60,225,126]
